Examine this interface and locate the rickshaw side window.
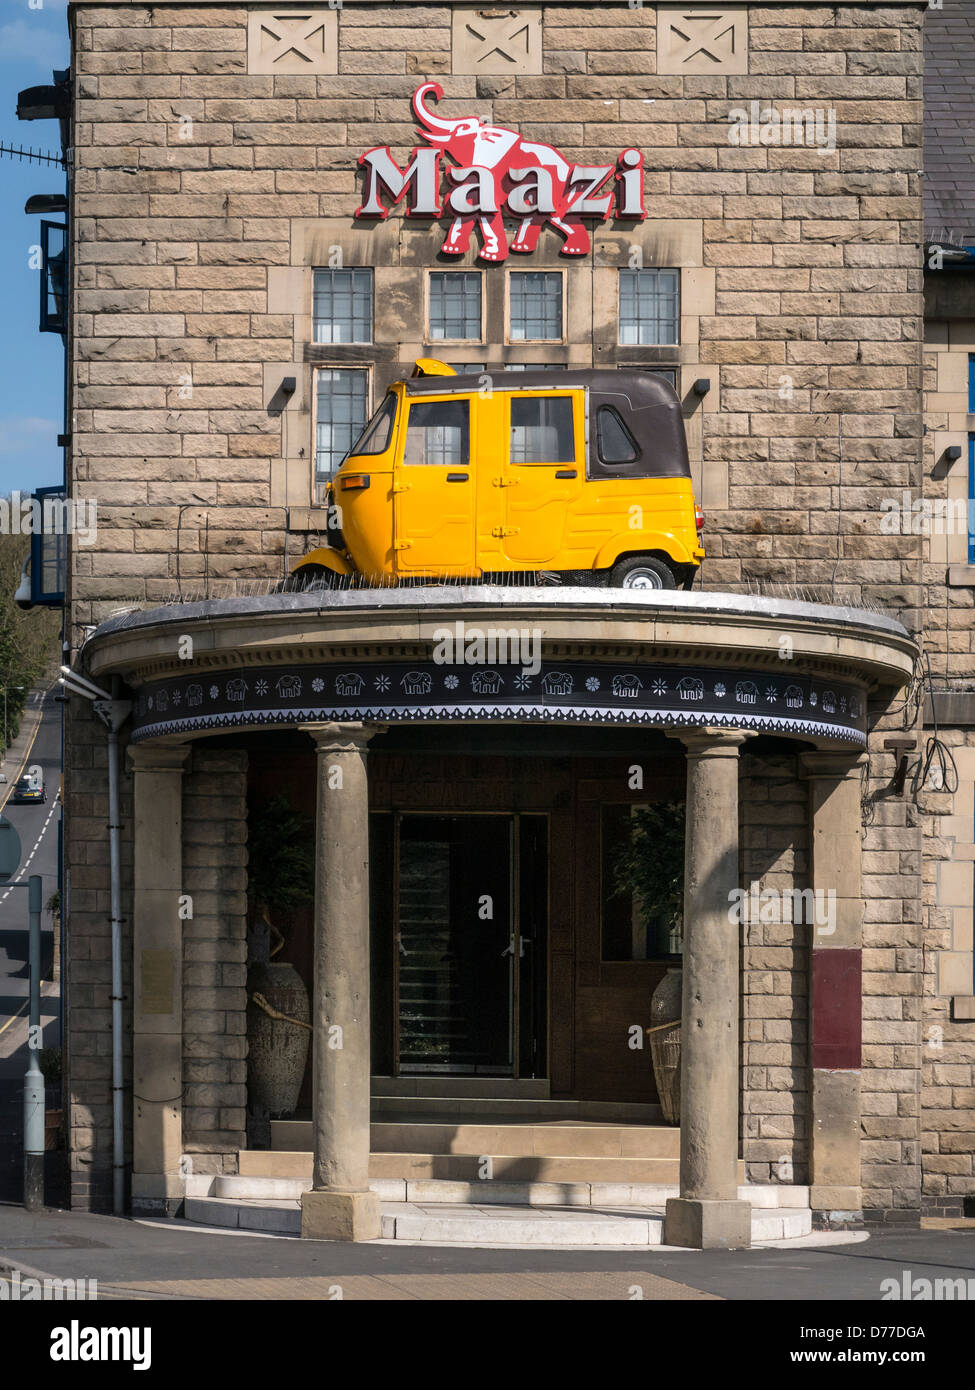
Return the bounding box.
[350,394,396,456]
[510,396,575,464]
[596,406,640,466]
[403,399,470,467]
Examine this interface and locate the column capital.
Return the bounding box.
[126,741,190,773]
[799,750,868,781]
[302,721,384,753]
[667,727,755,758]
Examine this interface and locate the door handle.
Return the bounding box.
[555,469,577,479]
[445,473,469,482]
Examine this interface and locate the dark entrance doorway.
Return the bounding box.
[375,813,546,1077]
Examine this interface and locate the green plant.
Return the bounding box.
[247,795,315,913]
[46,889,60,918]
[610,800,686,940]
[38,1047,61,1083]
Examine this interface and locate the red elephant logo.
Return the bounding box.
[356,83,645,263]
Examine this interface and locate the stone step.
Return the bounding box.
[371,1077,551,1098]
[273,1112,668,1152]
[182,1193,812,1246]
[210,1172,810,1211]
[365,1098,663,1122]
[241,1150,747,1183]
[367,1122,681,1158]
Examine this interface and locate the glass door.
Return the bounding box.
[394,814,526,1075]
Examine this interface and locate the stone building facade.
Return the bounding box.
[60,0,975,1237]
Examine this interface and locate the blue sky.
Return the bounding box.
[0,0,69,498]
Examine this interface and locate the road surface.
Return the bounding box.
[0,687,62,1203]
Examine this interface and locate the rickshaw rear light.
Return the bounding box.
[340,474,371,491]
[695,505,705,531]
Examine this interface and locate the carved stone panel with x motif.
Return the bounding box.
[657,6,748,76]
[452,7,543,76]
[247,8,338,76]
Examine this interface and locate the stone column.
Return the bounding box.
[800,752,867,1219]
[300,722,381,1241]
[664,728,752,1250]
[127,741,190,1217]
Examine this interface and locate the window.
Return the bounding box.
[969,354,975,564]
[619,269,679,346]
[350,394,396,457]
[429,272,481,341]
[315,369,369,482]
[601,803,685,961]
[313,268,373,344]
[40,221,67,336]
[596,406,639,465]
[509,272,562,341]
[510,396,574,464]
[403,399,469,467]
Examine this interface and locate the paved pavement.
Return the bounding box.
[0,686,62,1206]
[1,1204,975,1303]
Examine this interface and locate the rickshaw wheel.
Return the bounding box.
[287,564,340,592]
[611,556,677,590]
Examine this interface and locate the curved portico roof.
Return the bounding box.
[81,587,917,751]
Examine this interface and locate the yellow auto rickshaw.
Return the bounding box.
[291,361,704,591]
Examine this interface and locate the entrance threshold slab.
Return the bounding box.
[201,1173,807,1209]
[180,1193,812,1247]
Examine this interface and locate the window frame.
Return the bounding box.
[426,270,485,344]
[312,266,374,346]
[402,396,472,468]
[40,220,68,337]
[617,267,681,348]
[505,390,580,468]
[312,364,372,495]
[595,404,641,467]
[969,353,975,564]
[505,269,566,345]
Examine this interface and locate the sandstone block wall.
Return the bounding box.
[65,0,932,1215]
[181,747,249,1172]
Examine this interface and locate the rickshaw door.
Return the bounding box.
[393,396,476,574]
[502,391,584,565]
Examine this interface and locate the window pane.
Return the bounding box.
[596,406,639,464]
[404,399,470,467]
[350,394,396,456]
[429,272,481,340]
[313,268,373,344]
[316,369,369,481]
[602,803,685,961]
[510,272,562,341]
[618,269,680,346]
[510,396,574,463]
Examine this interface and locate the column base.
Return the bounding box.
[664,1197,752,1250]
[301,1188,381,1242]
[810,1184,862,1214]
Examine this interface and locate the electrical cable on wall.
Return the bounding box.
[910,651,959,801]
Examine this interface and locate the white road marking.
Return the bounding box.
[1,796,60,904]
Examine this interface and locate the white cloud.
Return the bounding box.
[0,16,69,74]
[0,416,59,456]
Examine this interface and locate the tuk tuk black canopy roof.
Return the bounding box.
[402,368,691,480]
